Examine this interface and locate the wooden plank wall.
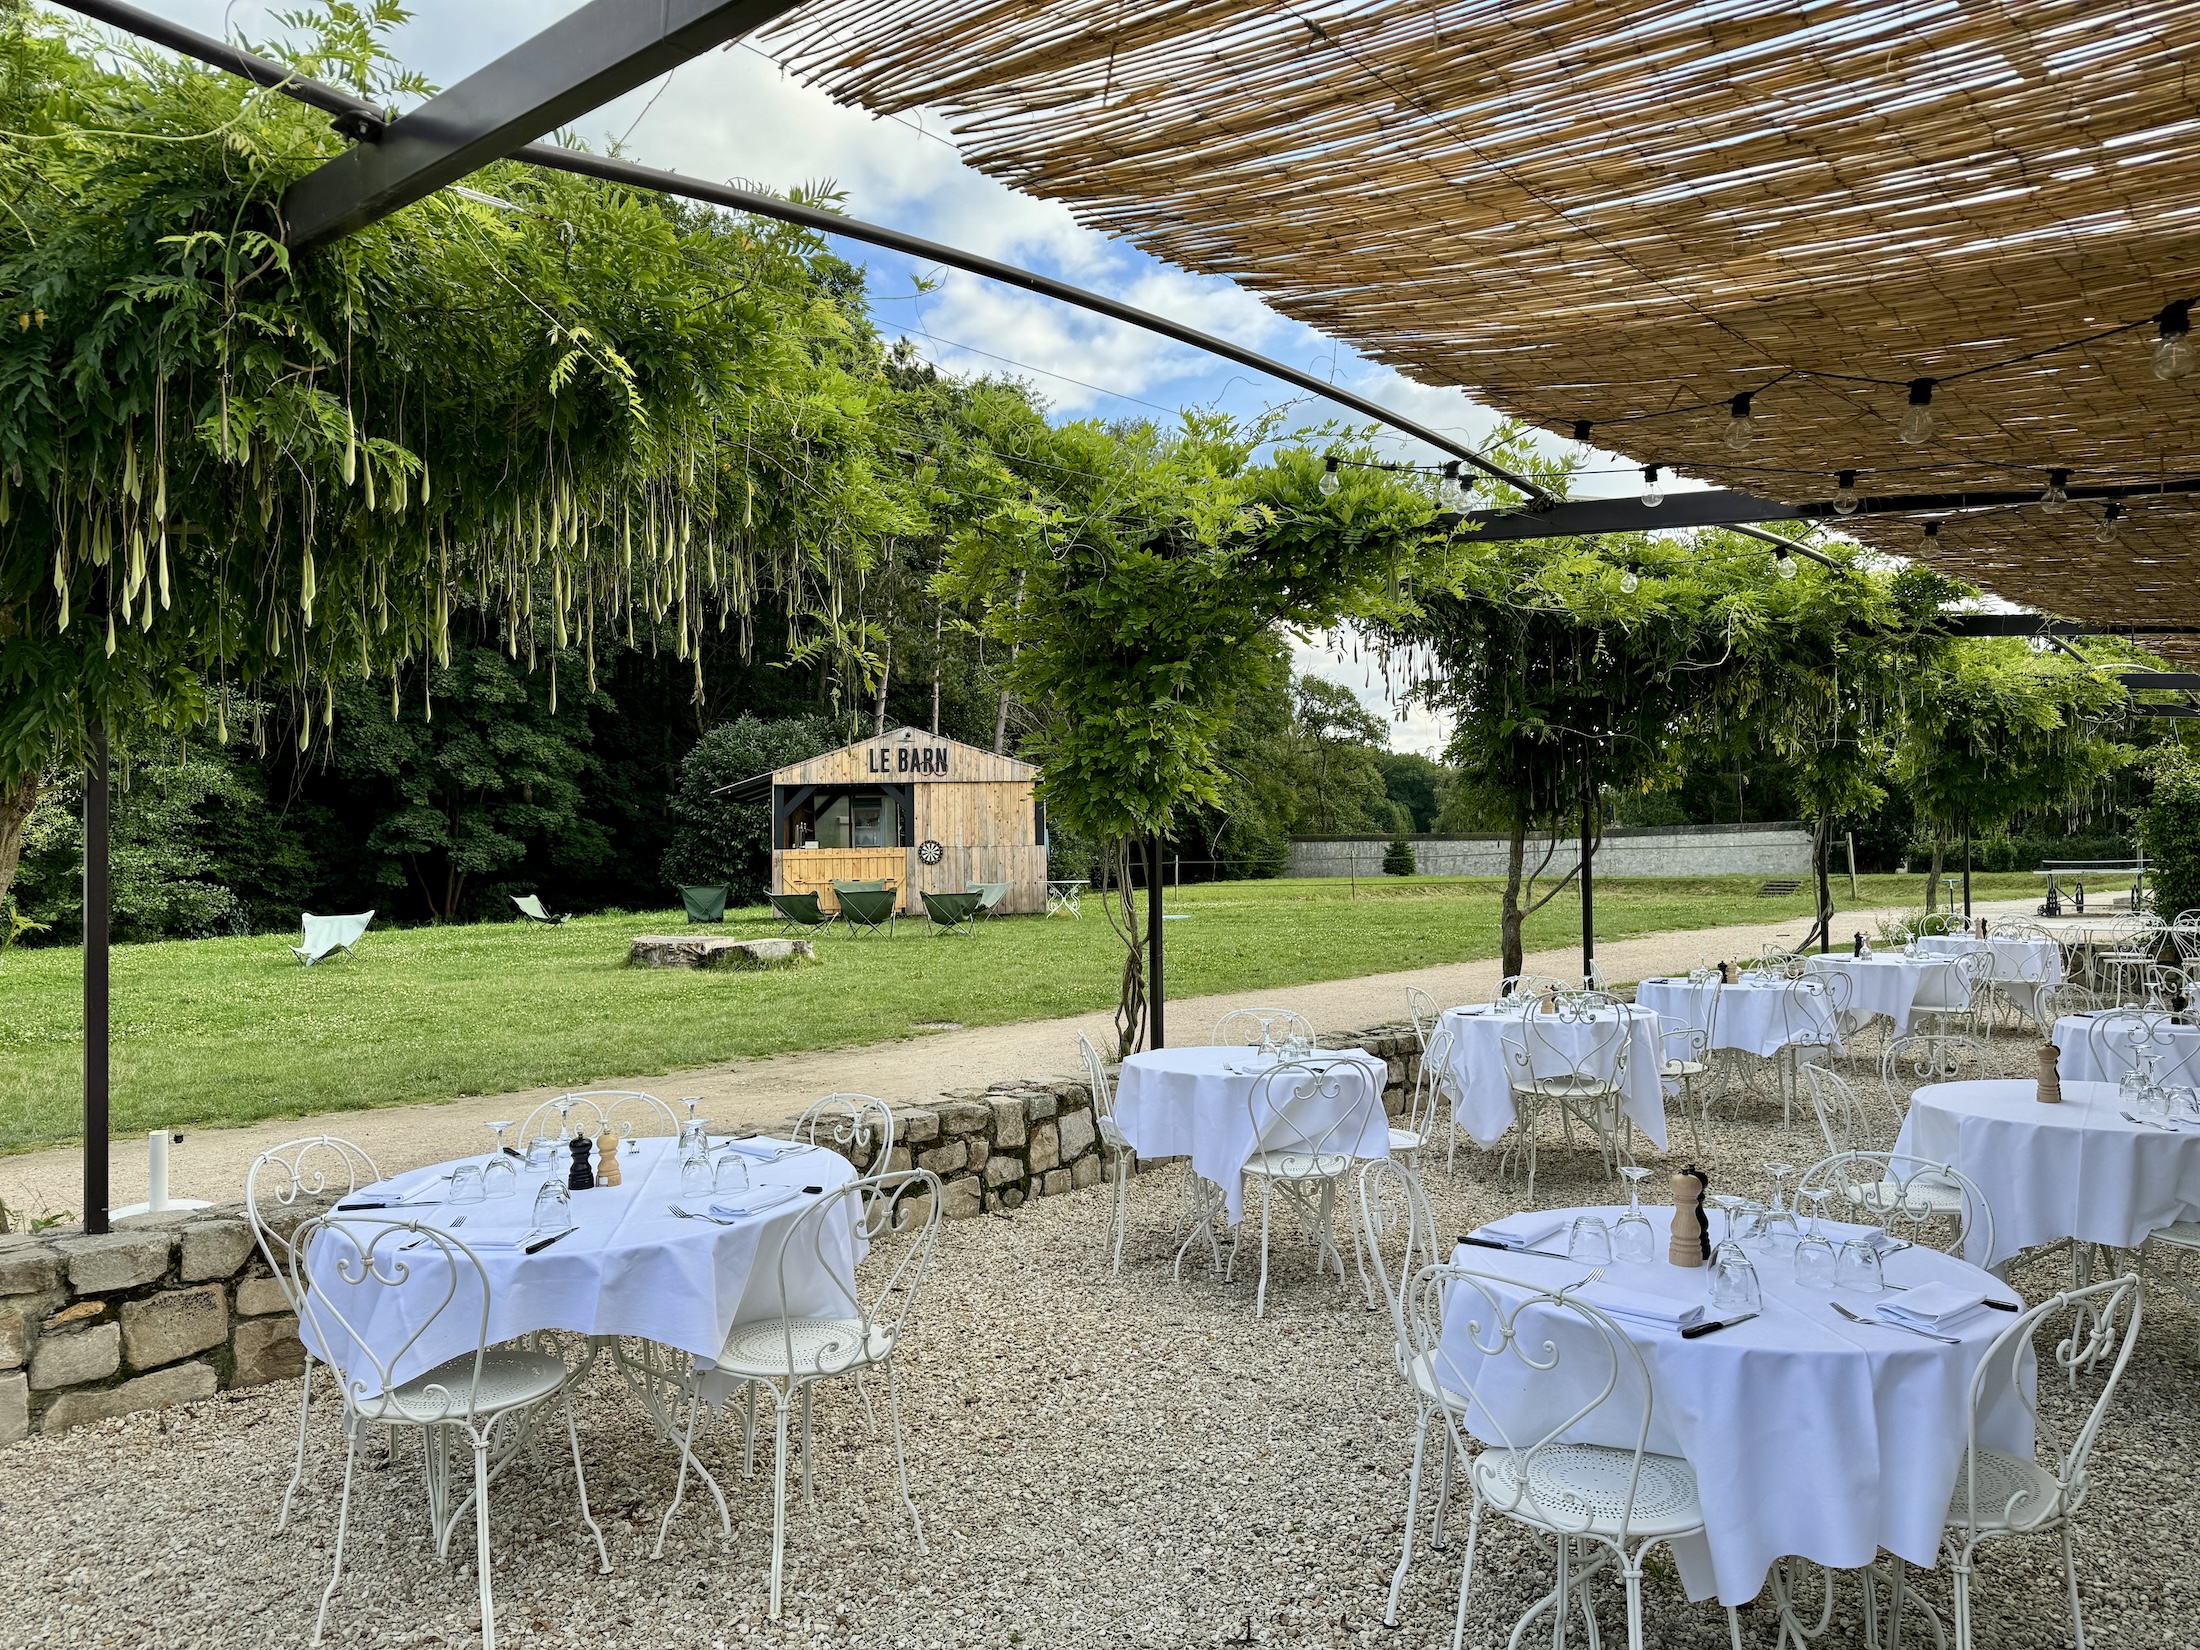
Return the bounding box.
[775,848,914,912]
[913,782,1047,914]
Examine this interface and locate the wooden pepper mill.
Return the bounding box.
[2037,1041,2063,1104]
[1669,1167,1711,1266]
[594,1130,623,1186]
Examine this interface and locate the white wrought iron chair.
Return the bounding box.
[2171,911,2200,974]
[2143,962,2192,1009]
[244,1134,383,1533]
[1656,1015,1714,1155]
[1879,1031,1989,1115]
[1227,1057,1383,1317]
[1392,1023,1456,1171]
[1405,985,1440,1053]
[282,1211,608,1648]
[790,1093,897,1172]
[2036,981,2105,1028]
[1211,1006,1316,1048]
[1798,1148,1995,1259]
[670,1169,943,1618]
[1077,1033,1134,1275]
[1415,1262,1744,1650]
[1800,1061,1901,1157]
[1357,1159,1466,1630]
[516,1089,678,1146]
[1938,1275,2143,1650]
[1498,1000,1632,1202]
[2094,915,2167,1003]
[2087,1006,2183,1087]
[1770,974,1844,1127]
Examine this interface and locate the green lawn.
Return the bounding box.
[0,872,2040,1153]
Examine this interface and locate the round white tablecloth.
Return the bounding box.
[1919,935,2064,1021]
[1114,1045,1391,1223]
[1805,954,1968,1038]
[305,1137,860,1390]
[1636,977,1835,1060]
[1439,1205,2033,1606]
[1895,1078,2200,1271]
[1436,1003,1667,1151]
[2051,1012,2200,1087]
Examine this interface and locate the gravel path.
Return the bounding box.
[3,1006,2194,1649]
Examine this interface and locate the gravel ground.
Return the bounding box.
[4,1016,2197,1650]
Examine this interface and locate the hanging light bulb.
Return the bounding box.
[2096,502,2123,543]
[1640,465,1664,508]
[1438,460,1463,510]
[1922,520,1942,542]
[1832,470,1861,515]
[2153,300,2193,381]
[2040,469,2071,513]
[1724,391,1755,451]
[1618,569,1640,594]
[1319,456,1341,498]
[1572,420,1594,446]
[1775,546,1798,580]
[1899,378,1936,445]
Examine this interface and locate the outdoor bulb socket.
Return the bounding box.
[1724,393,1754,450]
[2041,469,2070,513]
[1831,471,1861,515]
[1640,465,1664,508]
[2156,300,2195,381]
[1899,379,1935,445]
[1319,456,1341,498]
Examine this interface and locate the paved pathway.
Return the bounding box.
[0,899,2037,1219]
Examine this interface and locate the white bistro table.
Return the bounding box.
[1895,1078,2200,1271]
[1439,1205,2033,1608]
[1114,1044,1391,1224]
[1436,1002,1667,1151]
[2051,1012,2200,1088]
[1807,953,1969,1038]
[1919,935,2064,1024]
[308,1137,862,1390]
[1636,976,1833,1059]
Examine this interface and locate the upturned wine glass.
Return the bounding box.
[1710,1244,1761,1316]
[1614,1166,1655,1264]
[482,1122,518,1198]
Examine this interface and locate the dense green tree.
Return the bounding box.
[1290,676,1392,835]
[2138,746,2200,920]
[1379,751,1446,833]
[659,713,837,902]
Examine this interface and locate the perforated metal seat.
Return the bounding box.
[712,1316,896,1380]
[1243,1147,1359,1181]
[2150,1219,2200,1249]
[1945,1447,2064,1534]
[1472,1444,1707,1541]
[355,1347,569,1425]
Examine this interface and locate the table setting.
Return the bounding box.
[1636,970,1835,1059]
[2051,1010,2200,1089]
[1920,933,2064,1022]
[1807,949,1971,1037]
[1895,1077,2200,1271]
[1437,1175,2033,1610]
[1434,999,1667,1150]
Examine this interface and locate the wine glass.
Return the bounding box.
[1834,1238,1884,1293]
[482,1122,518,1198]
[1615,1167,1655,1265]
[1710,1244,1761,1317]
[1707,1193,1746,1249]
[1567,1215,1614,1266]
[1794,1188,1837,1287]
[680,1143,714,1198]
[531,1179,572,1234]
[1761,1162,1799,1249]
[554,1099,576,1144]
[525,1134,560,1176]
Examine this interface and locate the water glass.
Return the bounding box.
[2119,1071,2147,1112]
[680,1147,713,1198]
[531,1180,573,1234]
[1834,1238,1885,1293]
[449,1162,486,1204]
[1793,1229,1837,1289]
[1613,1206,1655,1266]
[1566,1215,1614,1265]
[1710,1243,1761,1316]
[525,1135,559,1174]
[482,1154,518,1199]
[712,1151,751,1196]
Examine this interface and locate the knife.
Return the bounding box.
[1681,1312,1757,1339]
[1457,1235,1569,1257]
[523,1228,575,1255]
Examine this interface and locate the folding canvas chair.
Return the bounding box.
[968,881,1010,917]
[291,911,373,966]
[509,894,566,926]
[679,885,728,924]
[770,891,836,936]
[835,883,899,938]
[920,889,982,937]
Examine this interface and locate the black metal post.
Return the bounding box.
[83,719,110,1235]
[1579,770,1596,986]
[1146,835,1165,1050]
[1963,828,1973,920]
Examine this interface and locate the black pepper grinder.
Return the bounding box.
[567,1134,596,1191]
[1852,931,1865,957]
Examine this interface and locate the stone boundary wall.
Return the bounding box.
[1290,821,1812,880]
[0,1023,1427,1445]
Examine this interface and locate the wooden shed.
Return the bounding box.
[720,728,1048,915]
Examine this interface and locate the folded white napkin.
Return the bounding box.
[1876,1280,1989,1332]
[707,1186,802,1220]
[721,1137,799,1162]
[1476,1213,1569,1252]
[1575,1282,1707,1332]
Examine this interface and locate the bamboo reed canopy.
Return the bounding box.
[759,0,2200,629]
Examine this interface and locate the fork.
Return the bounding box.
[668,1204,737,1225]
[1559,1266,1607,1294]
[1830,1300,1958,1344]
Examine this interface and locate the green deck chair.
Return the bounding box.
[770,891,837,935]
[511,893,567,925]
[680,885,729,924]
[922,889,984,937]
[968,882,1010,918]
[291,910,374,966]
[833,882,898,938]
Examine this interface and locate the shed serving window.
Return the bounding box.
[782,787,912,850]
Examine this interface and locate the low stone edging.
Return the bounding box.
[0,1019,1427,1444]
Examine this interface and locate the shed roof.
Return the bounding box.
[712,728,1040,802]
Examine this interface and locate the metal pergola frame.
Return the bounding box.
[45,0,2200,1227]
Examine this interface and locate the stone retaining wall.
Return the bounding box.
[1289,821,1812,880]
[0,1022,1427,1443]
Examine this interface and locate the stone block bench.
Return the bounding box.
[626,935,817,970]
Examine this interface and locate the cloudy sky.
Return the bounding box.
[97,1,1685,753]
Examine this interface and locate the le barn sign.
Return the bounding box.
[868,740,954,778]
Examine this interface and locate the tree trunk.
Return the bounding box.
[872,633,893,737]
[1925,837,1946,913]
[1100,838,1148,1057]
[930,610,944,736]
[1813,816,1834,952]
[1501,814,1528,981]
[0,770,40,912]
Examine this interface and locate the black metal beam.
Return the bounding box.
[83,720,110,1235]
[2133,705,2200,718]
[61,0,386,133]
[1932,616,2200,639]
[2116,671,2200,691]
[282,0,812,251]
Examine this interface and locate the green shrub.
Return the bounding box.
[660,716,838,903]
[2138,751,2200,920]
